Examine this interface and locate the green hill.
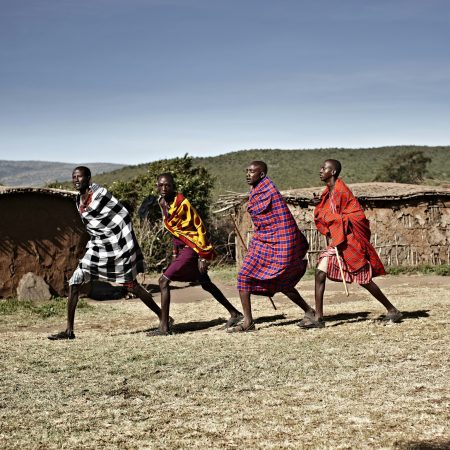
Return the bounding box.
[93,146,450,197]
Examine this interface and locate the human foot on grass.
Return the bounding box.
[48,330,75,340]
[381,310,403,323]
[220,313,244,330]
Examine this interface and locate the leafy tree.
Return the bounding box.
[108,155,215,270]
[109,154,213,220]
[374,150,432,184]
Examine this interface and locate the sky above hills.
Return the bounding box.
[1,0,449,164]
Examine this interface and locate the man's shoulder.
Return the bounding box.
[92,183,126,209]
[169,192,188,207]
[336,179,354,195]
[254,176,278,195]
[91,183,107,195]
[91,182,106,189]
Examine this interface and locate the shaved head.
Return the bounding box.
[324,159,342,178]
[73,166,91,178]
[249,160,268,175]
[246,161,268,186]
[157,172,176,186]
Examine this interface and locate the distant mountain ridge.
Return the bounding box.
[0,161,125,187]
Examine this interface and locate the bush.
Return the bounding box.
[374,150,431,184]
[108,155,215,270]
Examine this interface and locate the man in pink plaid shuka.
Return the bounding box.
[237,176,309,294]
[228,161,315,333]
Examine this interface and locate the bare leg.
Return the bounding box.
[158,275,171,333]
[237,290,254,329]
[129,283,162,319]
[361,280,400,313]
[48,284,80,339]
[200,280,242,318]
[66,284,80,333]
[315,269,327,320]
[283,288,314,314]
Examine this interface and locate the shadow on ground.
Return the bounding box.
[171,318,226,334]
[125,314,289,335]
[123,318,228,336]
[325,309,430,327]
[397,309,430,320]
[264,310,431,330]
[395,438,450,449]
[117,310,432,336]
[88,280,186,301]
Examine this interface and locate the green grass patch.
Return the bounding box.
[208,264,238,283]
[0,297,92,318]
[385,264,450,276]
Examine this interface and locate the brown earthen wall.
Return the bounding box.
[236,198,450,268]
[0,193,89,298]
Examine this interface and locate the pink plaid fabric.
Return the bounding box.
[238,177,309,295]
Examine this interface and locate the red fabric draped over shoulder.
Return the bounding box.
[314,179,385,277]
[163,193,215,260]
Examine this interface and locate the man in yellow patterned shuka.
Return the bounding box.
[149,173,243,336]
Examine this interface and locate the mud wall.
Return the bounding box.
[0,192,88,298]
[236,197,450,268]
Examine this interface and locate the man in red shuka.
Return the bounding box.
[299,159,403,328]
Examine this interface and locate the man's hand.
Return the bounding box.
[311,192,321,206]
[198,258,208,274]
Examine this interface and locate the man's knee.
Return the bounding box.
[315,269,326,283]
[200,280,211,289]
[69,284,81,295]
[159,275,170,289]
[360,280,374,290]
[200,280,215,292]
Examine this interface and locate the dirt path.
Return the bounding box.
[88,274,450,306]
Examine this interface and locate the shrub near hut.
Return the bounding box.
[109,155,214,271]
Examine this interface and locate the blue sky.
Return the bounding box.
[1,0,449,164]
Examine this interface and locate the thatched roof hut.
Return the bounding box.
[0,186,88,298]
[215,182,450,268]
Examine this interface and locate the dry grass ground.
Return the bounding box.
[1,274,449,449]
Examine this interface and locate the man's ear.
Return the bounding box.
[260,172,265,178]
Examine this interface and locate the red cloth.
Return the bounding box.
[78,190,93,214]
[314,179,385,277]
[238,177,309,295]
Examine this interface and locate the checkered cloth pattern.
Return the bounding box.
[314,178,385,280]
[237,177,309,295]
[69,183,144,285]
